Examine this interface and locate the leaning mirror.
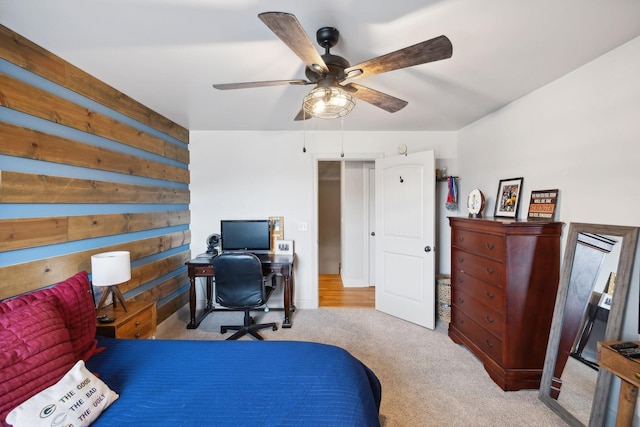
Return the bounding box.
[539,223,639,426]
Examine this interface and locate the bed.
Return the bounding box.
[0,272,381,427]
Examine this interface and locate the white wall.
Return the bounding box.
[189,131,457,309]
[457,36,640,424]
[341,161,369,287]
[318,172,341,274]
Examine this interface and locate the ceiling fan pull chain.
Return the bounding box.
[340,116,345,158]
[302,106,307,153]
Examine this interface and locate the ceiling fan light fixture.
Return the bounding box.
[303,86,355,119]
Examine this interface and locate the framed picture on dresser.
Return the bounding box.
[494,177,524,218]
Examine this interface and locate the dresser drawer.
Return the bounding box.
[451,309,503,364]
[452,285,504,338]
[452,249,504,287]
[452,270,504,314]
[452,228,505,260]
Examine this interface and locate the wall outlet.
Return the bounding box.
[298,222,308,232]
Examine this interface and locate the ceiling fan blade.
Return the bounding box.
[212,79,309,90]
[343,83,408,113]
[344,35,452,80]
[258,12,329,73]
[293,108,312,121]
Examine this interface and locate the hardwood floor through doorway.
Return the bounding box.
[319,274,375,308]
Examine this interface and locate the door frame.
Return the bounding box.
[311,152,383,308]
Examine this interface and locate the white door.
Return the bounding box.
[367,164,376,286]
[375,151,436,329]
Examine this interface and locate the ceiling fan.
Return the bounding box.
[212,12,453,120]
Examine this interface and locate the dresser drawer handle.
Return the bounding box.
[457,256,464,263]
[484,315,495,324]
[457,236,464,242]
[484,339,494,348]
[484,267,495,275]
[635,373,640,381]
[484,243,494,250]
[456,276,464,284]
[457,297,465,304]
[484,290,494,299]
[135,321,141,326]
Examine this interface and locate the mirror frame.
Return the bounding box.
[539,223,639,426]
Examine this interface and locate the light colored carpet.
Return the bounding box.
[156,306,567,427]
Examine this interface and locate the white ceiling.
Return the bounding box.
[1,0,639,132]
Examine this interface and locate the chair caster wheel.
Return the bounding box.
[272,326,278,331]
[221,328,227,334]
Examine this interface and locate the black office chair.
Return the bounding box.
[213,253,278,340]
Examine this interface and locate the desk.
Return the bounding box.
[597,341,640,426]
[185,254,295,330]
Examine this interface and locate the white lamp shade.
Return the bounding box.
[91,251,131,286]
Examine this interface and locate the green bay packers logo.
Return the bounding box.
[39,403,56,418]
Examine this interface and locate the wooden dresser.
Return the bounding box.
[96,301,156,339]
[448,217,562,390]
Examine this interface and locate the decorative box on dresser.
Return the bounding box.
[448,217,563,391]
[96,301,157,339]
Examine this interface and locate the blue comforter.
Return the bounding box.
[87,338,381,426]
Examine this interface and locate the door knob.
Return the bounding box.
[424,246,432,252]
[371,232,375,236]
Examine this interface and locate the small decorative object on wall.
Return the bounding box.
[274,240,294,255]
[269,216,284,250]
[445,176,458,211]
[494,177,524,218]
[527,189,559,220]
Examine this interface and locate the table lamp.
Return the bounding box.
[91,251,131,312]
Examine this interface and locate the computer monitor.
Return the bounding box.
[220,219,271,252]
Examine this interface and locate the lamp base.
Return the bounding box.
[96,285,128,312]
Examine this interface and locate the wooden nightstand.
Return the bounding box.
[96,301,156,339]
[597,341,640,426]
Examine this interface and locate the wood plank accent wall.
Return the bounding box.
[0,24,191,324]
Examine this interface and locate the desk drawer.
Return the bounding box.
[192,266,214,276]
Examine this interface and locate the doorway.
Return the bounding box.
[319,274,375,308]
[318,160,375,307]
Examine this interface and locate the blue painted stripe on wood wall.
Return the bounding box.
[122,267,188,300]
[0,154,188,189]
[0,107,187,170]
[0,204,188,219]
[0,227,190,268]
[157,283,191,308]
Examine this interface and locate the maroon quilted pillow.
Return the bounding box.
[0,271,97,361]
[0,298,76,426]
